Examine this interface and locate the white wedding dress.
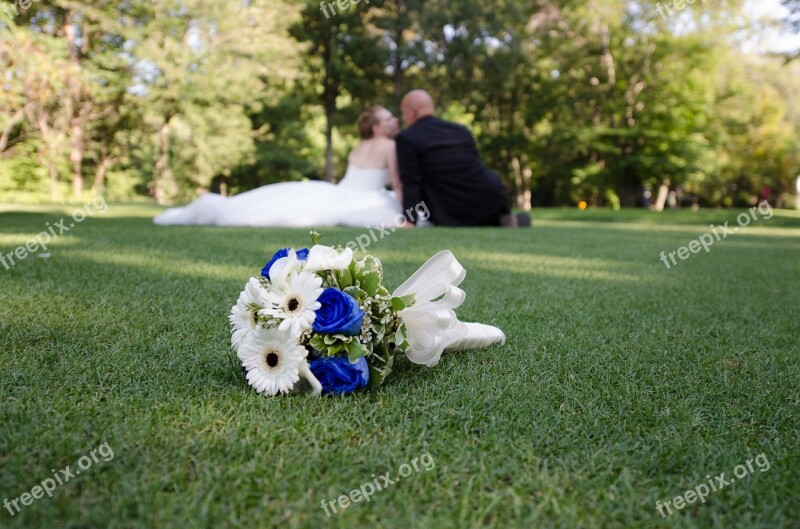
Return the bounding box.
[153,165,402,227]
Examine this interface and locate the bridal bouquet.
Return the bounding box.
[229,232,505,396]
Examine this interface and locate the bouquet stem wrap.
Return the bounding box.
[393,251,506,367]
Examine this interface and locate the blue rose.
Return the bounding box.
[261,247,309,280]
[309,355,369,395]
[312,288,364,336]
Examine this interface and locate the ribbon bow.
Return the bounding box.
[393,251,505,367]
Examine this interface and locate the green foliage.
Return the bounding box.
[0,0,798,207]
[226,91,319,192]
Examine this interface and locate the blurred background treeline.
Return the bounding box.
[1,0,798,208]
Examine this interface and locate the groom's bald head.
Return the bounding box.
[401,89,435,127]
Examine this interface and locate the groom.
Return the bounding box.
[396,89,512,226]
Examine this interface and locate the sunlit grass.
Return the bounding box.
[1,204,798,529]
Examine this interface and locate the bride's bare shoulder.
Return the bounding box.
[354,137,395,158]
[352,137,394,151]
[375,137,396,153]
[373,136,395,146]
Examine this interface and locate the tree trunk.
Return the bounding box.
[513,155,532,211]
[91,145,116,196]
[392,0,406,105]
[0,109,24,153]
[512,156,523,209]
[69,112,85,197]
[654,181,670,212]
[322,28,337,183]
[154,120,172,205]
[324,109,334,183]
[34,111,61,203]
[49,161,59,203]
[64,10,85,198]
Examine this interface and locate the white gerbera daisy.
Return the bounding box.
[238,327,308,395]
[261,270,323,335]
[229,277,268,352]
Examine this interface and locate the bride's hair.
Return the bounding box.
[357,106,383,139]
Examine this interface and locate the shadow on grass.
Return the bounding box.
[2,212,798,404]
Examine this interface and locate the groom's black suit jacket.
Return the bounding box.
[396,116,509,226]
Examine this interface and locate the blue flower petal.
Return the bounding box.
[309,355,369,395]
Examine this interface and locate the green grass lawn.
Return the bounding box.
[1,203,799,529]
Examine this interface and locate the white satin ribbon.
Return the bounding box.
[298,360,322,396]
[394,251,505,367]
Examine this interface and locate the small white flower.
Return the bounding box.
[261,270,323,335]
[229,277,268,352]
[238,327,308,395]
[303,245,353,273]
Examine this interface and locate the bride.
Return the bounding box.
[154,106,405,227]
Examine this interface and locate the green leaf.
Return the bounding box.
[367,345,395,389]
[394,294,416,310]
[344,286,367,302]
[360,255,382,274]
[310,334,335,356]
[370,327,385,346]
[333,266,354,288]
[360,269,380,296]
[346,340,370,362]
[391,296,406,312]
[394,322,410,352]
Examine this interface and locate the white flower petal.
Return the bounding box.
[303,245,353,273]
[238,327,305,395]
[269,250,303,289]
[229,277,269,352]
[259,270,322,337]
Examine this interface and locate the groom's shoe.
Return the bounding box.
[500,212,531,227]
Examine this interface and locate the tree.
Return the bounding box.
[781,0,800,61]
[0,17,73,202]
[291,0,386,182]
[123,0,291,203]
